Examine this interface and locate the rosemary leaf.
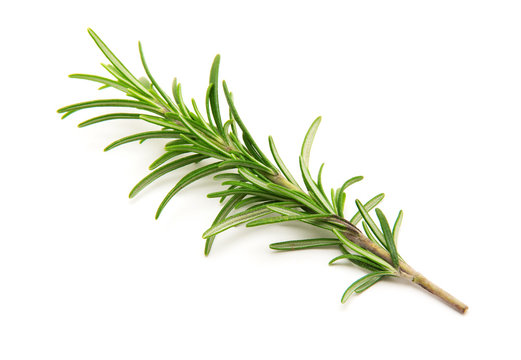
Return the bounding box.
[270,238,341,250]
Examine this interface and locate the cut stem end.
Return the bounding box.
[409,272,468,314]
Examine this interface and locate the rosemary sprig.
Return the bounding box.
[58,29,468,314]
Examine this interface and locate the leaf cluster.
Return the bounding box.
[58,29,408,304]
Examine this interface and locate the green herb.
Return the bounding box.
[58,29,468,314]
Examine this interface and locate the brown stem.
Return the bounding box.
[344,231,468,314]
[410,272,468,314]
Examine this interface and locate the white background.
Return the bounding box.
[1,1,520,359]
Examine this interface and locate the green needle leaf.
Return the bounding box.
[246,213,331,227]
[156,162,234,219]
[221,160,277,176]
[205,83,214,130]
[268,136,300,188]
[338,192,347,217]
[141,114,186,131]
[104,131,179,151]
[222,81,274,169]
[354,199,386,248]
[317,163,326,196]
[172,80,190,118]
[233,196,268,209]
[299,156,334,213]
[354,275,384,294]
[270,238,341,250]
[205,194,246,255]
[214,173,244,182]
[87,28,149,95]
[57,99,164,118]
[138,41,177,111]
[301,116,322,168]
[149,151,184,170]
[164,144,227,160]
[207,189,286,202]
[202,206,273,238]
[341,271,392,303]
[338,176,364,194]
[393,210,404,246]
[335,176,363,215]
[362,221,379,245]
[69,73,128,92]
[209,55,223,132]
[100,63,136,91]
[78,113,142,127]
[350,193,385,225]
[130,154,208,198]
[329,254,387,272]
[375,208,399,268]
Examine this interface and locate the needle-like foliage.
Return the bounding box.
[58,29,468,313]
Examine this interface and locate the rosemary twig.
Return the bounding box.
[58,29,468,314]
